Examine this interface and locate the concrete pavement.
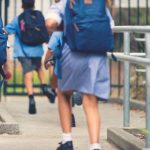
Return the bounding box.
[0,96,146,150]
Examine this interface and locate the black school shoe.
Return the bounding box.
[45,88,56,103]
[29,99,36,114]
[56,141,74,150]
[41,85,56,103]
[72,92,82,106]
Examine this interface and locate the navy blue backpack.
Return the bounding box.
[65,0,114,54]
[19,10,49,46]
[0,17,8,86]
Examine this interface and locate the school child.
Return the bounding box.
[5,0,56,114]
[46,0,114,149]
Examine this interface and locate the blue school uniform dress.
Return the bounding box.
[47,0,114,100]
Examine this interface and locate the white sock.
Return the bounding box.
[90,143,101,150]
[62,133,72,144]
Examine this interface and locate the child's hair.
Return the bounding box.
[22,0,35,9]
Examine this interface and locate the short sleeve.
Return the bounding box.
[48,32,63,52]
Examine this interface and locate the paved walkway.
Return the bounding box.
[0,96,145,150]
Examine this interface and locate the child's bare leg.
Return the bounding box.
[57,89,73,133]
[82,94,101,149]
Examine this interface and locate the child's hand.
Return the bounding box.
[5,71,12,80]
[3,63,12,80]
[44,56,55,70]
[44,50,54,70]
[44,61,52,70]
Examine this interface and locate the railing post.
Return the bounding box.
[123,32,130,127]
[145,33,150,148]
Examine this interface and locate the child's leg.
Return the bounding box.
[57,89,72,133]
[82,94,101,149]
[24,71,36,114]
[36,66,56,103]
[36,66,46,84]
[18,57,36,114]
[56,89,74,150]
[24,71,34,95]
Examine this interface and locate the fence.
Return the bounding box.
[0,0,149,97]
[110,0,150,98]
[1,0,150,25]
[108,26,150,148]
[112,0,150,25]
[0,0,51,25]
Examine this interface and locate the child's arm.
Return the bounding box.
[44,49,53,70]
[5,17,18,34]
[44,32,63,69]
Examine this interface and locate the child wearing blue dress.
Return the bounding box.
[46,0,114,149]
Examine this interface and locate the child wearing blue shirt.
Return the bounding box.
[5,0,56,115]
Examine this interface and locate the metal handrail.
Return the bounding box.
[134,38,146,42]
[113,26,150,33]
[107,52,149,65]
[108,52,146,57]
[108,26,150,148]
